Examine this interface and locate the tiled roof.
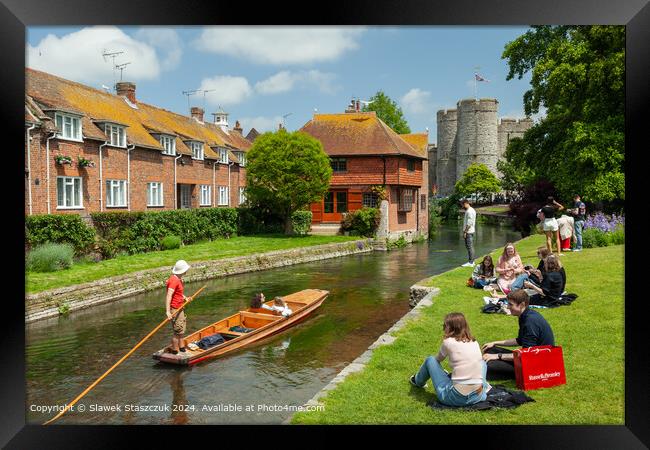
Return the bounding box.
[399,133,429,157]
[299,112,426,159]
[245,128,260,142]
[26,68,253,158]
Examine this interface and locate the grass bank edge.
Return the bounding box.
[26,234,360,294]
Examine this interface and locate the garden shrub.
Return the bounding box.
[26,214,95,255]
[291,211,312,235]
[581,213,625,248]
[238,206,284,235]
[341,207,381,237]
[26,242,74,272]
[161,235,182,250]
[386,235,408,250]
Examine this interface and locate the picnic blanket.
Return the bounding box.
[427,384,535,411]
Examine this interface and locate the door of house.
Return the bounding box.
[179,185,192,209]
[322,190,348,222]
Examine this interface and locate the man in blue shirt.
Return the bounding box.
[481,289,555,379]
[572,194,587,252]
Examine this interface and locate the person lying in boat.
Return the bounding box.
[250,293,292,317]
[262,297,293,317]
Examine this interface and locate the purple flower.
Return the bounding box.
[584,212,625,233]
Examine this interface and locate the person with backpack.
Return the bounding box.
[571,194,587,252]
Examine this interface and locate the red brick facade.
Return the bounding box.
[25,69,251,217]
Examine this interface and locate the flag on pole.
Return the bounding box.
[475,73,490,82]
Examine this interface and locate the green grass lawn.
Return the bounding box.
[26,234,359,294]
[292,237,624,424]
[476,205,511,214]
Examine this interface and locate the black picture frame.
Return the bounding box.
[2,0,646,447]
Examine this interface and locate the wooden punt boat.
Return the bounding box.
[152,288,329,365]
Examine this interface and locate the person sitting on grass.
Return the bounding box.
[495,243,525,294]
[262,296,293,317]
[509,247,549,291]
[482,290,555,379]
[471,255,497,289]
[524,254,567,306]
[409,312,490,407]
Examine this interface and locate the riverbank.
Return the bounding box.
[291,237,624,424]
[26,234,359,294]
[25,238,370,323]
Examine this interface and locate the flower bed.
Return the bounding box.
[582,212,625,248]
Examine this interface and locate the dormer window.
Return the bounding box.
[160,135,176,156]
[188,141,204,160]
[218,148,229,164]
[54,112,82,141]
[105,123,126,147]
[237,152,246,167]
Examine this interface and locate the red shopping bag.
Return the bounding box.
[513,345,566,391]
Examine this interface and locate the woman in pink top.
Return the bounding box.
[410,313,489,406]
[496,242,524,294]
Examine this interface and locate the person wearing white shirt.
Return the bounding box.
[262,297,292,317]
[461,199,476,267]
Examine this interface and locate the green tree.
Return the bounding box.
[454,163,501,202]
[501,26,624,202]
[245,130,332,234]
[361,90,411,134]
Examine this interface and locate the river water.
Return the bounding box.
[26,222,519,424]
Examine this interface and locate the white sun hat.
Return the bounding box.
[172,260,190,275]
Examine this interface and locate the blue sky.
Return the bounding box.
[27,26,539,143]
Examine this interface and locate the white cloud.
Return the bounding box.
[134,27,182,70]
[238,116,285,133]
[194,27,365,65]
[198,75,253,107]
[400,88,433,115]
[27,26,164,84]
[255,70,339,95]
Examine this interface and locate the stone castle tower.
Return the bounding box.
[431,98,533,196]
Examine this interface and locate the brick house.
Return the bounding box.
[300,108,429,240]
[25,68,251,217]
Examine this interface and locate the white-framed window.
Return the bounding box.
[106,179,127,207]
[105,124,126,148]
[218,148,229,164]
[188,141,204,160]
[237,152,246,166]
[218,186,229,206]
[54,113,82,141]
[239,187,246,205]
[56,176,83,208]
[160,135,176,155]
[200,185,212,206]
[147,182,164,207]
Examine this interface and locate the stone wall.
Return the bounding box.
[25,240,375,323]
[436,109,457,196]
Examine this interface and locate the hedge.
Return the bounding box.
[25,214,95,255]
[341,207,381,237]
[291,210,312,235]
[90,208,239,255]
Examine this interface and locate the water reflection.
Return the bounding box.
[26,223,520,424]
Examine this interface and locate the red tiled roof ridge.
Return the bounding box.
[375,116,425,159]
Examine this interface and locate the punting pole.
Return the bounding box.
[43,284,207,425]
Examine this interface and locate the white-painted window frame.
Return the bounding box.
[56,176,83,209]
[160,135,176,156]
[54,113,83,142]
[189,141,204,161]
[200,185,212,206]
[106,179,127,208]
[147,182,164,207]
[219,148,229,164]
[105,123,126,148]
[218,186,229,206]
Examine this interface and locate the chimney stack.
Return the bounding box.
[356,99,360,112]
[191,107,205,123]
[233,120,243,134]
[345,98,356,113]
[116,82,136,104]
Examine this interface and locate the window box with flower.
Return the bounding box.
[77,156,95,168]
[54,155,73,165]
